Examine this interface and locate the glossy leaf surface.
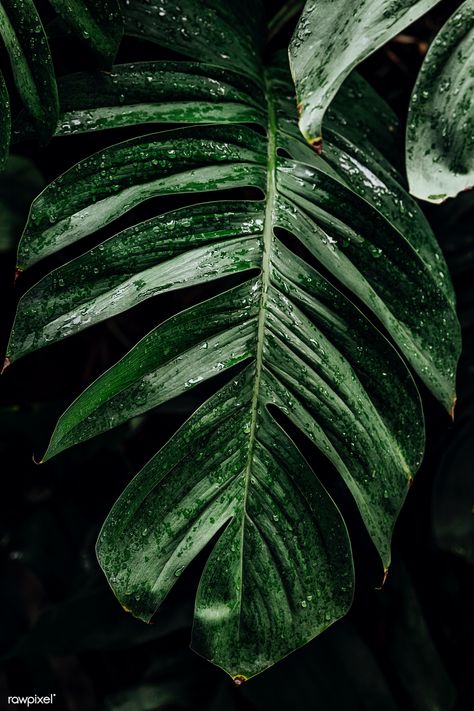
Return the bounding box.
[13,62,265,140]
[49,0,123,67]
[289,0,443,146]
[0,0,58,139]
[8,1,460,679]
[406,0,474,202]
[121,0,264,83]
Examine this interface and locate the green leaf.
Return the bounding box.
[324,72,404,175]
[13,62,265,140]
[289,0,443,146]
[14,125,267,268]
[0,69,10,170]
[406,0,474,203]
[8,3,460,679]
[94,361,355,678]
[121,0,264,84]
[0,0,59,139]
[49,0,123,67]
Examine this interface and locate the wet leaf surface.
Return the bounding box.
[6,0,461,679]
[406,0,474,202]
[289,0,443,145]
[0,0,59,140]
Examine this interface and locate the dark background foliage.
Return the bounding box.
[0,1,473,709]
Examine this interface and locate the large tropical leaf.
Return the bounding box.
[288,0,443,148]
[406,0,474,203]
[6,0,460,679]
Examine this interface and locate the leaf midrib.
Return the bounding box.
[236,73,277,633]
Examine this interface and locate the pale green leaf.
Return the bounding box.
[289,0,443,146]
[406,0,474,202]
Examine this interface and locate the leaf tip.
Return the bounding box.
[375,567,389,591]
[1,357,11,375]
[450,396,457,422]
[32,453,43,465]
[233,675,248,686]
[309,135,323,155]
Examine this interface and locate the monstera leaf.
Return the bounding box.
[406,0,474,203]
[0,0,123,165]
[288,0,443,148]
[6,0,460,679]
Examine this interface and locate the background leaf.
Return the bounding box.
[0,68,10,169]
[48,0,123,67]
[406,0,474,203]
[121,0,264,82]
[288,0,443,147]
[0,0,59,140]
